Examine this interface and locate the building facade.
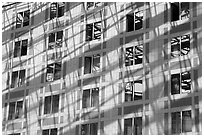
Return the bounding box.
[2,2,202,135]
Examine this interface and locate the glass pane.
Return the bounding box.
[44,96,51,114]
[47,63,54,82]
[15,101,23,119]
[19,70,25,87]
[50,128,58,135]
[125,47,134,66]
[14,41,21,57]
[21,39,28,56]
[16,12,23,28]
[94,21,101,40]
[11,71,18,88]
[171,36,180,58]
[87,2,94,10]
[181,71,191,93]
[23,10,30,27]
[127,13,134,32]
[171,73,180,94]
[171,2,179,21]
[8,102,16,120]
[52,95,59,113]
[134,117,142,135]
[134,11,143,30]
[86,24,93,41]
[56,31,63,48]
[54,62,61,80]
[91,88,99,107]
[92,54,100,72]
[135,44,143,64]
[182,110,192,132]
[171,112,181,134]
[50,3,57,19]
[124,118,132,135]
[82,89,90,108]
[58,3,65,17]
[134,80,143,100]
[125,82,133,102]
[84,57,92,74]
[42,129,49,135]
[81,124,89,135]
[181,34,190,55]
[90,123,98,135]
[181,2,190,20]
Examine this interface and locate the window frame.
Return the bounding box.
[81,123,98,135]
[125,44,143,66]
[126,10,143,32]
[124,117,142,135]
[44,94,59,115]
[8,100,24,120]
[13,39,28,58]
[11,69,26,88]
[46,61,62,82]
[86,2,102,10]
[48,30,63,50]
[16,10,30,28]
[171,71,191,95]
[82,88,99,108]
[50,2,65,19]
[42,128,58,135]
[84,54,101,74]
[171,2,190,22]
[86,21,102,42]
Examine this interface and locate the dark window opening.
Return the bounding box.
[84,54,100,74]
[8,101,23,120]
[172,110,192,134]
[81,123,98,135]
[86,21,101,41]
[124,117,142,135]
[126,11,143,32]
[50,2,65,19]
[14,39,28,58]
[82,88,99,108]
[11,69,26,88]
[125,80,143,102]
[16,10,30,28]
[125,45,143,66]
[171,34,190,58]
[171,2,190,22]
[46,62,62,82]
[171,71,191,95]
[42,128,58,135]
[87,2,102,10]
[44,94,59,114]
[48,31,63,50]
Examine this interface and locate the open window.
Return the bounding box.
[171,71,191,95]
[125,80,143,102]
[81,123,98,135]
[171,2,190,22]
[46,62,61,82]
[125,44,143,66]
[86,2,102,10]
[86,21,101,41]
[48,31,63,50]
[14,39,28,58]
[82,88,99,108]
[11,69,26,88]
[50,2,65,19]
[42,128,58,135]
[124,117,142,135]
[44,94,59,114]
[127,11,143,32]
[171,34,190,58]
[171,110,192,134]
[16,10,30,28]
[8,101,23,120]
[84,54,100,74]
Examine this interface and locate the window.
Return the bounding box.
[126,11,143,32]
[171,34,190,58]
[14,39,28,58]
[171,110,192,134]
[124,117,142,135]
[46,62,61,82]
[86,21,101,41]
[125,80,143,102]
[44,94,59,114]
[171,71,191,95]
[84,54,100,74]
[48,31,63,50]
[11,69,26,88]
[82,88,99,108]
[86,2,102,10]
[42,128,58,135]
[16,10,30,28]
[8,101,23,120]
[50,2,65,19]
[81,123,98,135]
[171,2,190,22]
[125,45,143,66]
